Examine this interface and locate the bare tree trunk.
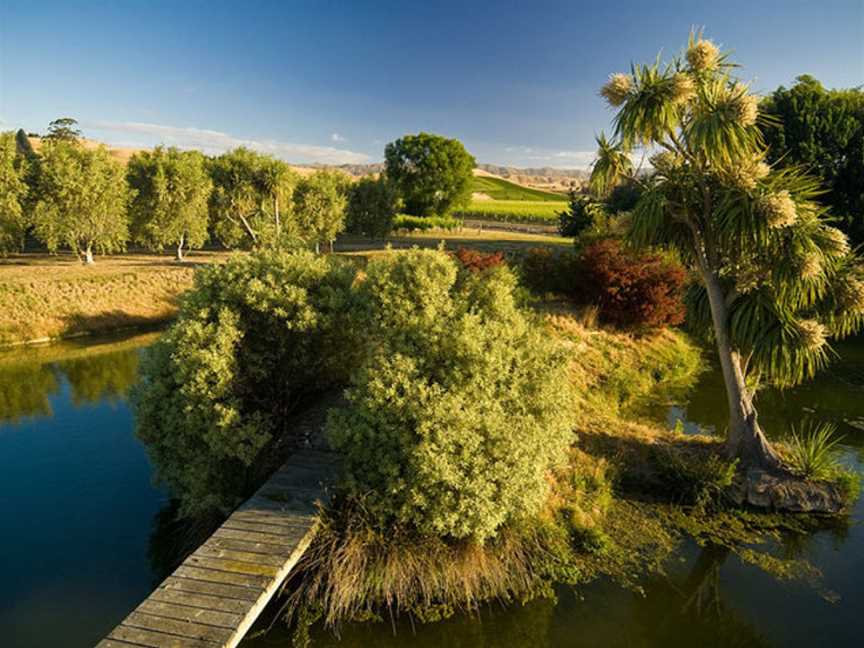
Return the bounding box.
[701,267,783,471]
[314,241,320,255]
[176,233,185,261]
[274,196,281,241]
[83,243,94,265]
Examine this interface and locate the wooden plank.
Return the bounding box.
[108,625,216,648]
[185,554,281,578]
[197,543,287,567]
[174,565,270,589]
[149,589,254,615]
[229,508,318,530]
[220,518,307,538]
[211,526,300,548]
[96,641,141,648]
[160,576,261,602]
[137,600,243,629]
[239,495,318,516]
[204,535,296,557]
[122,611,234,643]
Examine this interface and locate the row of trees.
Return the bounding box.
[1,133,358,262]
[0,125,478,263]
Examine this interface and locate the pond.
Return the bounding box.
[1,332,861,647]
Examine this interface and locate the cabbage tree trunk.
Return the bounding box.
[701,265,783,471]
[176,233,185,261]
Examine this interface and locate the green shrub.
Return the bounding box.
[326,249,576,541]
[392,214,462,231]
[133,250,356,515]
[345,176,399,238]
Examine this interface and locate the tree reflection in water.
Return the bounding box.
[0,333,157,423]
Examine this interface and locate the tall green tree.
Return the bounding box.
[32,140,129,264]
[590,34,864,472]
[0,132,29,253]
[345,175,399,238]
[760,76,864,244]
[293,170,349,253]
[208,148,298,248]
[127,147,212,260]
[45,117,82,142]
[385,132,475,216]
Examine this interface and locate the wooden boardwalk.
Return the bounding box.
[97,448,338,648]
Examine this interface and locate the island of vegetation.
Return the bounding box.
[2,30,863,647]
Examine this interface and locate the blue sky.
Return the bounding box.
[1,0,862,167]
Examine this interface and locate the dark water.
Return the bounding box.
[1,333,861,647]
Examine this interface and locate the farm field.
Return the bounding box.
[456,198,567,224]
[471,174,566,201]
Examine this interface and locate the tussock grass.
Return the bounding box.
[784,420,846,481]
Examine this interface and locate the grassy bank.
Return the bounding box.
[0,252,229,346]
[0,232,570,346]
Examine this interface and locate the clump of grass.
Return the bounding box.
[276,497,584,641]
[785,420,844,481]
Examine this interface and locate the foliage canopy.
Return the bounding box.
[133,251,356,514]
[327,249,575,540]
[345,175,399,238]
[127,146,212,259]
[32,140,129,263]
[385,132,475,217]
[209,147,299,249]
[760,75,864,245]
[0,131,29,253]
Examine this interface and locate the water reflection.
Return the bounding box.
[0,333,157,423]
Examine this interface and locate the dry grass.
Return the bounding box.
[0,251,231,346]
[0,230,567,347]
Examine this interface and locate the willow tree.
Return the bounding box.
[591,34,864,473]
[0,131,28,253]
[209,148,298,249]
[32,140,129,264]
[127,147,212,260]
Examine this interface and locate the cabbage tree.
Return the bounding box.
[591,34,864,471]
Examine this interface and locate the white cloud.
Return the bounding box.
[552,150,598,168]
[330,132,346,142]
[85,120,370,164]
[504,145,535,154]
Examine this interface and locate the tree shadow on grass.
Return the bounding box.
[61,310,174,339]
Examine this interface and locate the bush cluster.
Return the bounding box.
[520,240,687,329]
[576,239,686,329]
[325,250,576,541]
[133,251,357,514]
[136,249,576,537]
[451,247,505,273]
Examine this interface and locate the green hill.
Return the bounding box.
[471,175,566,201]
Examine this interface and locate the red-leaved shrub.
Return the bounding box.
[453,248,506,273]
[574,239,686,329]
